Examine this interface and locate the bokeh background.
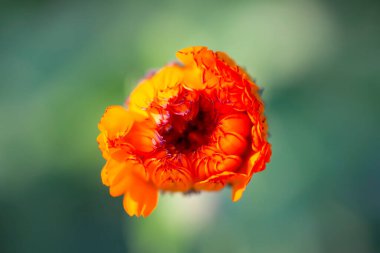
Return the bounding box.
[1,0,379,252]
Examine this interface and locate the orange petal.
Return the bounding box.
[101,158,138,196]
[193,146,242,180]
[123,176,159,217]
[251,124,263,152]
[236,142,271,187]
[199,49,217,69]
[216,131,247,155]
[102,159,159,217]
[101,158,128,188]
[193,171,247,196]
[247,142,271,177]
[98,106,146,160]
[202,69,220,89]
[126,118,159,154]
[97,133,110,160]
[215,51,237,67]
[176,46,207,66]
[207,113,251,156]
[98,106,134,139]
[218,113,251,137]
[232,184,246,202]
[145,153,193,192]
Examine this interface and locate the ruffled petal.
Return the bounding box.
[145,153,193,192]
[215,51,237,67]
[214,113,251,156]
[193,171,247,201]
[128,79,155,116]
[235,142,271,190]
[101,158,138,196]
[192,146,242,180]
[98,106,146,160]
[154,65,184,102]
[126,118,160,154]
[102,159,159,217]
[98,106,134,139]
[176,47,207,90]
[97,132,110,160]
[176,46,207,66]
[247,142,272,177]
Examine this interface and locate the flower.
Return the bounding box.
[97,46,271,217]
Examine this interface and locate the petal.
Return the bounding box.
[145,153,193,192]
[97,133,110,160]
[218,113,251,137]
[232,183,247,202]
[247,142,272,177]
[154,65,184,102]
[176,46,207,66]
[213,113,251,156]
[193,146,242,180]
[182,67,203,90]
[128,79,156,114]
[166,86,200,120]
[98,106,146,160]
[199,49,217,69]
[251,117,270,152]
[101,158,138,197]
[176,47,208,90]
[98,106,134,139]
[129,65,185,116]
[216,131,247,155]
[123,177,159,217]
[102,159,159,217]
[126,118,160,154]
[236,142,271,186]
[193,171,247,196]
[215,51,237,67]
[201,69,220,89]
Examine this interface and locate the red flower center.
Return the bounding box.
[159,93,218,154]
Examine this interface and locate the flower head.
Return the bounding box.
[97,46,271,217]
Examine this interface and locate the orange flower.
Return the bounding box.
[97,46,271,217]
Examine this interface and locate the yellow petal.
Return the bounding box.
[176,46,207,66]
[128,79,156,113]
[98,106,134,139]
[232,183,247,202]
[129,65,184,113]
[97,133,110,160]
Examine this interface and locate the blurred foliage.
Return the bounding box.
[0,0,379,252]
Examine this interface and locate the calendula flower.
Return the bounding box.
[97,46,271,217]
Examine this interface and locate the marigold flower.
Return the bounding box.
[97,46,271,217]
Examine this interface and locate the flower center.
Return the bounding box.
[159,95,217,154]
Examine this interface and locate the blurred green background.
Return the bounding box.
[1,0,379,252]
